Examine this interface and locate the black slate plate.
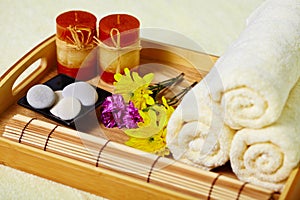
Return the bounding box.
[18,74,111,127]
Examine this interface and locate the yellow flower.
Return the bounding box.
[124,99,174,156]
[161,96,175,122]
[125,128,170,156]
[124,97,174,138]
[131,86,155,110]
[112,69,178,156]
[114,68,154,107]
[124,108,166,138]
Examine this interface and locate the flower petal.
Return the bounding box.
[124,110,160,138]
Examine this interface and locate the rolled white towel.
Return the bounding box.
[166,82,235,170]
[230,80,300,192]
[206,0,300,129]
[167,0,300,169]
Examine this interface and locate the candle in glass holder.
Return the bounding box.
[56,10,97,80]
[98,14,141,84]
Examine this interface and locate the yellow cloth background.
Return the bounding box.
[0,0,263,199]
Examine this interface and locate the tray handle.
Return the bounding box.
[0,35,57,114]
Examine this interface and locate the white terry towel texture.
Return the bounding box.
[230,80,300,192]
[166,0,300,173]
[206,0,300,129]
[166,81,235,170]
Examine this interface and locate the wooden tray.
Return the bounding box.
[0,35,299,200]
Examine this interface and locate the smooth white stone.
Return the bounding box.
[49,91,63,117]
[26,84,55,109]
[62,82,98,106]
[51,97,81,120]
[53,90,64,104]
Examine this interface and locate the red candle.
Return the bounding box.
[99,14,140,47]
[56,10,97,80]
[98,14,141,84]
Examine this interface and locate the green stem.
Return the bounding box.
[149,73,185,98]
[167,81,197,106]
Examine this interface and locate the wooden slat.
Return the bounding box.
[0,137,194,200]
[2,114,275,200]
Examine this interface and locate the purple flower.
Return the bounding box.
[100,94,143,129]
[100,94,126,128]
[119,101,143,129]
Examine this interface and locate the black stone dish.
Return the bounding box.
[18,74,111,127]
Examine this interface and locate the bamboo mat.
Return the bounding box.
[2,114,275,200]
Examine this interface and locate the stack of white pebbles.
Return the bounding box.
[26,82,98,120]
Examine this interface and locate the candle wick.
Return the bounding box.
[117,15,120,25]
[75,12,78,22]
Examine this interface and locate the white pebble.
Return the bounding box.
[49,91,63,117]
[50,97,81,120]
[53,90,64,104]
[26,84,55,109]
[62,82,98,106]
